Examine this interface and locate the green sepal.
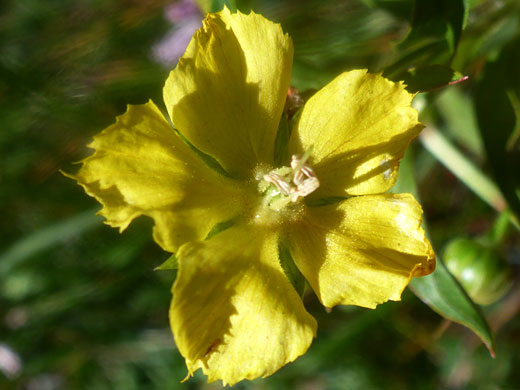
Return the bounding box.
[172,127,232,178]
[205,218,237,240]
[278,242,306,298]
[155,218,237,271]
[155,253,179,271]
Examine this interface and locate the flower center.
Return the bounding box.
[258,152,320,212]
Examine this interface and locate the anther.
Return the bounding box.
[260,153,320,209]
[263,173,292,195]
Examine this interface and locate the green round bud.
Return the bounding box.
[443,238,512,306]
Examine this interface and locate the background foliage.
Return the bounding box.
[1,0,519,388]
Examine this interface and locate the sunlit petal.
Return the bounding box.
[67,101,246,252]
[289,193,435,308]
[289,70,423,197]
[164,8,293,177]
[171,225,317,386]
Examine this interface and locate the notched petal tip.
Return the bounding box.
[65,101,244,253]
[62,169,133,233]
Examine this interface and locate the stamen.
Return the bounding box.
[260,152,320,210]
[263,173,292,195]
[291,176,320,201]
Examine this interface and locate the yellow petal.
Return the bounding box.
[289,70,423,198]
[288,194,435,309]
[164,8,293,178]
[66,101,245,253]
[170,225,316,386]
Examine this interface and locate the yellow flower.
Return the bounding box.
[67,8,435,386]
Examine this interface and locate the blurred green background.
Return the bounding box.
[1,0,520,388]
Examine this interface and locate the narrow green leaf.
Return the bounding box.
[474,14,519,60]
[395,150,495,354]
[410,259,495,355]
[385,41,449,80]
[0,209,102,276]
[384,0,469,79]
[403,0,467,53]
[474,38,520,222]
[419,127,509,218]
[505,89,520,152]
[391,148,418,195]
[461,0,470,29]
[435,86,483,157]
[400,64,467,93]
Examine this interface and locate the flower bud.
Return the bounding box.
[443,238,512,305]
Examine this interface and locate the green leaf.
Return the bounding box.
[452,10,519,71]
[384,0,469,79]
[435,86,483,157]
[400,64,467,93]
[418,127,509,217]
[391,148,418,195]
[410,259,495,355]
[403,0,467,53]
[474,38,520,222]
[0,209,102,276]
[474,13,519,60]
[360,0,414,21]
[395,150,495,354]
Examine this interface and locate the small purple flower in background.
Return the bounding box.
[152,0,202,67]
[0,343,22,379]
